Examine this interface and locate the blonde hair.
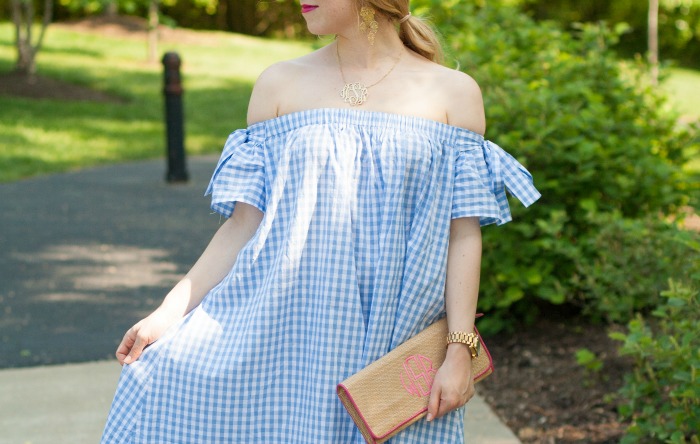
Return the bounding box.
[362,0,444,64]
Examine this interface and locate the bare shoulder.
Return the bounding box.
[246,50,326,125]
[246,61,290,125]
[438,67,486,135]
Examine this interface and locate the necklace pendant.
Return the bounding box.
[341,82,368,106]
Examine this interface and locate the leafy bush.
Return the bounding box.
[610,269,700,442]
[573,214,700,323]
[412,1,697,332]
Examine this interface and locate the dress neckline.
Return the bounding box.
[248,108,485,143]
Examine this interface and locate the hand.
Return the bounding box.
[426,345,475,422]
[116,310,179,365]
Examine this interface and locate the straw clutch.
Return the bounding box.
[336,318,494,444]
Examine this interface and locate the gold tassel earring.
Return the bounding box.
[359,6,378,46]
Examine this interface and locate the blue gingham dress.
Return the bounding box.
[102,109,540,443]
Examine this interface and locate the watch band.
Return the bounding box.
[446,331,480,358]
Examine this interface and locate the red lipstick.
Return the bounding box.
[301,4,318,13]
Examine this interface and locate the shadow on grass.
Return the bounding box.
[0,71,131,103]
[39,44,104,59]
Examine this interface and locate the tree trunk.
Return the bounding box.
[104,0,117,17]
[648,0,659,84]
[216,0,228,31]
[147,0,159,63]
[11,0,33,75]
[11,0,53,78]
[229,0,257,34]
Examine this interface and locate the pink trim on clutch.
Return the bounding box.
[337,383,428,441]
[473,325,495,382]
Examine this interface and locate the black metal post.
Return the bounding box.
[162,52,189,183]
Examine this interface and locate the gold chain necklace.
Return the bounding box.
[336,43,402,106]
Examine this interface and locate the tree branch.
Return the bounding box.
[35,0,54,53]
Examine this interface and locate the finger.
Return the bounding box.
[115,348,128,365]
[115,331,136,365]
[426,383,442,422]
[116,343,134,365]
[124,335,148,365]
[466,383,476,403]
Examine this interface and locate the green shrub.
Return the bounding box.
[412,1,697,332]
[573,214,700,323]
[610,275,700,442]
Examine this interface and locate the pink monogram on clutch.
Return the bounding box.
[336,318,494,444]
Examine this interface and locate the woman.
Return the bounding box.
[102,1,540,442]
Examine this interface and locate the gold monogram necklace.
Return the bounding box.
[336,43,402,106]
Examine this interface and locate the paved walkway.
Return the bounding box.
[0,157,520,443]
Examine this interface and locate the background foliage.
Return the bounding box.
[611,245,700,442]
[522,0,700,68]
[574,214,699,324]
[0,0,312,38]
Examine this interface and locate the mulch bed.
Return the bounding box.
[477,316,632,443]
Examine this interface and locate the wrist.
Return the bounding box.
[157,279,197,319]
[446,343,473,363]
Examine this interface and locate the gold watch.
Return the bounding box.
[446,331,480,358]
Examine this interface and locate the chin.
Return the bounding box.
[302,20,334,36]
[305,26,327,36]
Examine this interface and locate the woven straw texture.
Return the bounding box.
[337,318,494,443]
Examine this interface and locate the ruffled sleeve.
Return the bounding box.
[205,128,266,217]
[453,137,541,226]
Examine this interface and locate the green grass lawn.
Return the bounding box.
[0,23,314,181]
[662,68,700,176]
[663,67,700,121]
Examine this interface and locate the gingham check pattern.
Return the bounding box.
[101,109,540,444]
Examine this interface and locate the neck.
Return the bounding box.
[336,16,405,69]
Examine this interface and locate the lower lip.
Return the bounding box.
[301,5,318,13]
